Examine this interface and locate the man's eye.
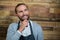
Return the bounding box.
[19,11,23,13]
[25,9,28,11]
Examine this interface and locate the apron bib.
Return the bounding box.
[17,21,35,40]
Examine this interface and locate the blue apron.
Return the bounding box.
[17,21,35,40]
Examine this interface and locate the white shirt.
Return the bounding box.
[17,21,32,37]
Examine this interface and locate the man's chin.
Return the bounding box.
[19,16,29,21]
[20,18,29,21]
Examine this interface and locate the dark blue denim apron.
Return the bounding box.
[17,21,35,40]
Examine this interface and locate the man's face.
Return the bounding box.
[16,5,29,21]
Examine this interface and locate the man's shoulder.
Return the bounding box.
[30,20,42,28]
[9,23,18,26]
[8,22,18,29]
[31,21,43,32]
[31,21,41,27]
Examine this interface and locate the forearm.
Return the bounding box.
[6,31,21,40]
[38,26,44,40]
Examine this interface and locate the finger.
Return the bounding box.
[24,19,28,22]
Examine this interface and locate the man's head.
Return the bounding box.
[15,3,30,21]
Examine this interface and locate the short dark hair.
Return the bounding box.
[15,3,28,14]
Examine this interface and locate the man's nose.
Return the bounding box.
[23,11,26,15]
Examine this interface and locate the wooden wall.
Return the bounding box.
[0,0,60,40]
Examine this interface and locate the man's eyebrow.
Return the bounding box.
[25,8,28,10]
[18,11,23,12]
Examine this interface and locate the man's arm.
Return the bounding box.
[37,25,44,40]
[6,23,21,40]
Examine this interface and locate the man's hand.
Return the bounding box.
[18,19,28,32]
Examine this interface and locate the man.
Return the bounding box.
[6,3,44,40]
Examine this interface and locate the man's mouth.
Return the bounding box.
[22,15,28,19]
[19,15,29,21]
